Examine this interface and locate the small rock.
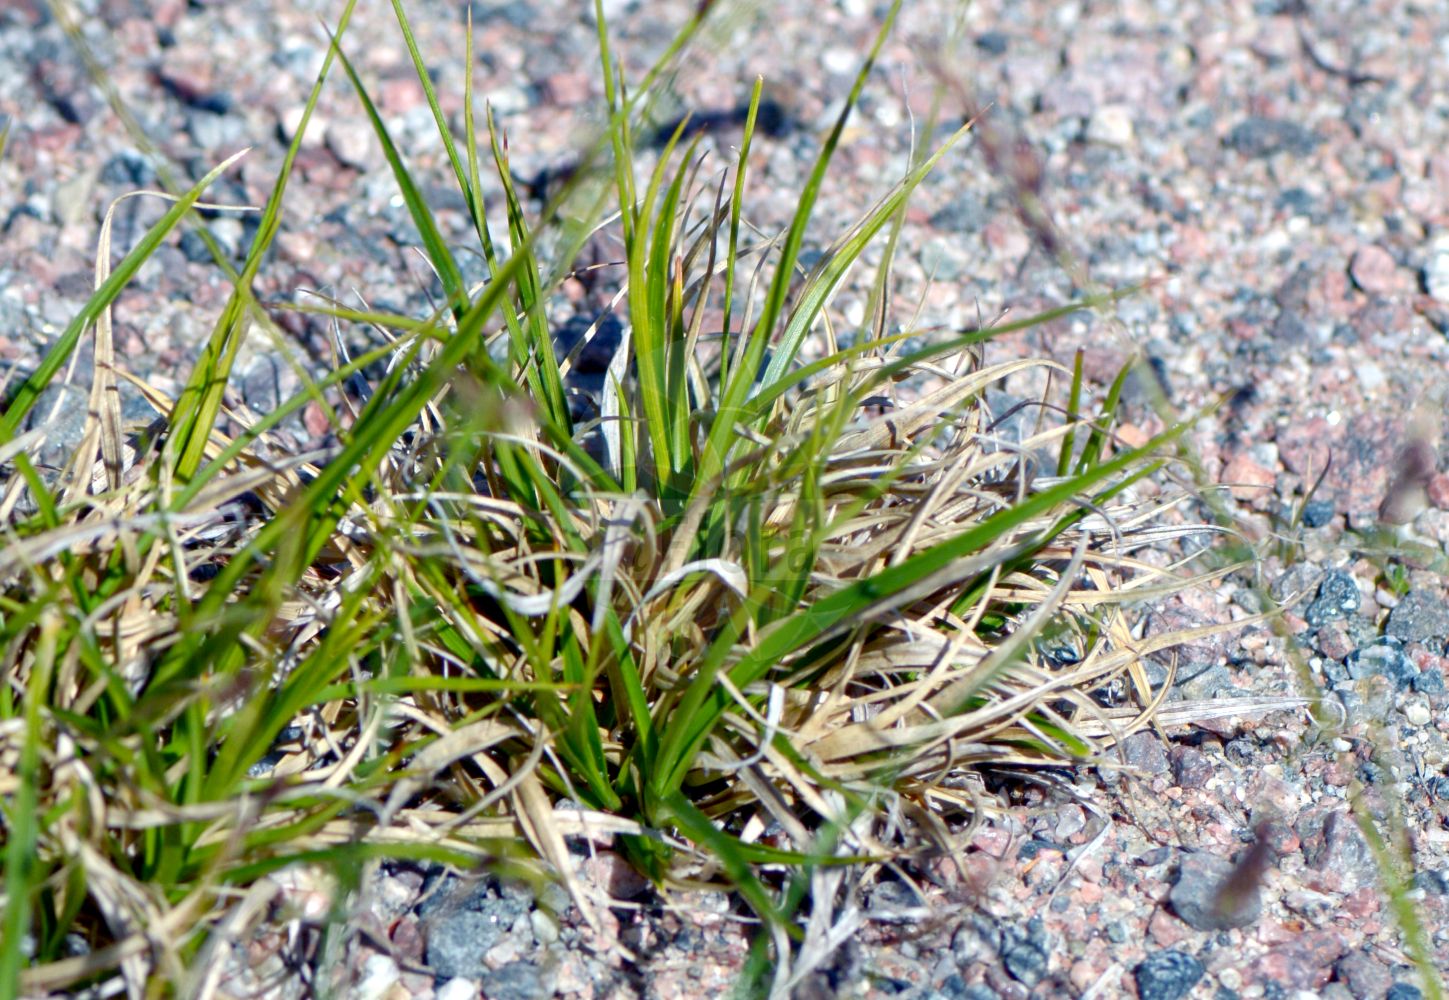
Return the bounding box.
[325,120,375,170]
[1298,807,1376,892]
[1414,668,1445,694]
[481,962,549,1000]
[355,954,400,1000]
[435,979,478,1000]
[1169,746,1213,789]
[1427,473,1449,510]
[1334,950,1393,1000]
[52,167,98,227]
[1386,590,1449,642]
[1002,942,1047,987]
[975,31,1009,55]
[1134,950,1204,1000]
[1423,235,1449,301]
[1225,116,1320,158]
[1301,498,1336,527]
[424,911,503,979]
[1122,731,1171,775]
[1272,562,1322,610]
[277,105,327,148]
[1305,570,1361,626]
[1253,930,1349,990]
[1346,640,1419,689]
[1169,852,1262,930]
[1386,984,1424,1000]
[1221,452,1276,502]
[1315,621,1354,661]
[1349,245,1410,295]
[582,850,650,900]
[1086,104,1135,146]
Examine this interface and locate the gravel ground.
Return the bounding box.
[3,0,1449,997]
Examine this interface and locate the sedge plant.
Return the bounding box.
[0,1,1257,994]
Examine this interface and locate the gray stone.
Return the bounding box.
[1305,570,1361,626]
[1225,116,1320,158]
[481,962,549,1000]
[1134,950,1204,1000]
[424,910,503,978]
[1298,806,1377,892]
[1002,942,1047,987]
[1168,852,1261,930]
[1346,640,1419,690]
[1386,590,1449,642]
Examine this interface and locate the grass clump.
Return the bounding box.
[0,2,1228,994]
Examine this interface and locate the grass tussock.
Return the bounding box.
[0,1,1312,995]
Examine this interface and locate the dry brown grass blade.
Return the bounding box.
[511,768,605,934]
[380,717,523,821]
[832,357,1056,455]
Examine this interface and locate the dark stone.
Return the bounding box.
[100,150,156,187]
[1170,746,1214,789]
[1412,868,1449,894]
[1274,187,1319,219]
[555,311,623,375]
[1270,312,1310,344]
[975,31,1009,55]
[179,229,212,264]
[1300,498,1336,528]
[1345,639,1419,690]
[1169,852,1262,930]
[1225,117,1320,158]
[1002,942,1048,987]
[1271,562,1321,610]
[1134,950,1205,1000]
[1122,731,1172,775]
[1386,985,1423,1000]
[1305,570,1361,626]
[481,962,548,1000]
[1386,590,1449,642]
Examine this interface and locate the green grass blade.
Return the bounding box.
[332,38,467,321]
[168,2,361,479]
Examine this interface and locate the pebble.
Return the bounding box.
[325,119,375,171]
[1225,116,1320,158]
[1348,244,1409,295]
[1345,640,1420,690]
[434,978,478,1000]
[1221,452,1276,502]
[1304,570,1361,627]
[481,961,549,1000]
[1298,807,1377,892]
[1385,590,1449,642]
[1424,235,1449,301]
[1300,498,1336,527]
[1001,941,1047,987]
[1133,950,1204,1000]
[354,954,400,1000]
[1168,852,1262,930]
[424,911,504,979]
[1085,104,1134,146]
